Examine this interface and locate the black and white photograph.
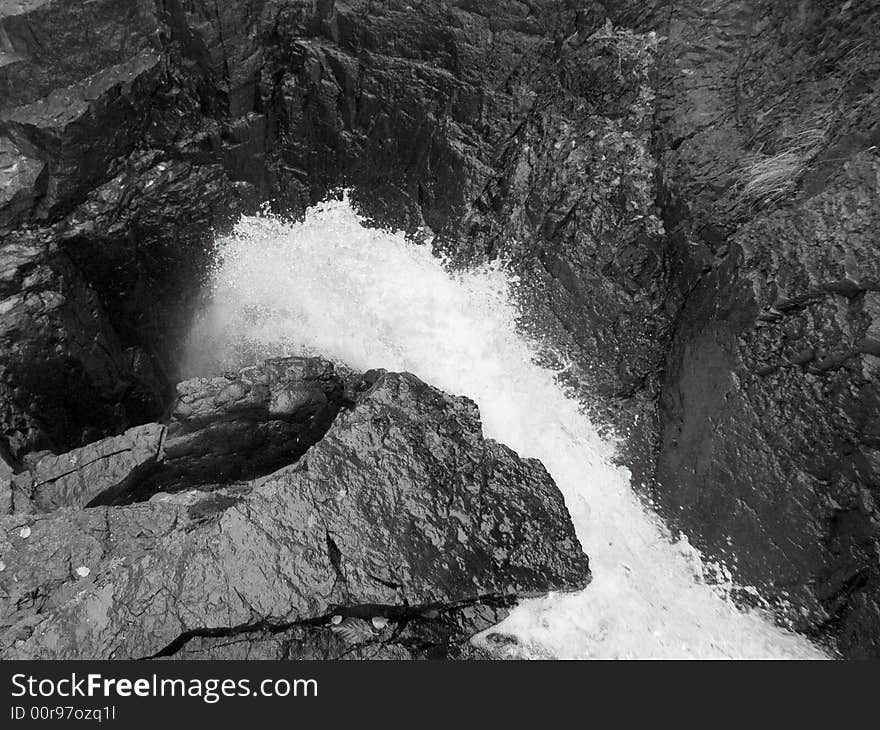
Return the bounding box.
[0,0,878,715]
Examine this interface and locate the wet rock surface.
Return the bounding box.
[0,367,589,659]
[651,1,880,656]
[1,0,879,656]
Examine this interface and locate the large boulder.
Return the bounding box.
[0,370,589,659]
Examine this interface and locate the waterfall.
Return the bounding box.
[184,196,825,659]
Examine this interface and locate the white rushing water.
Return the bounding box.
[186,197,825,659]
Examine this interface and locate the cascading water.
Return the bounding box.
[185,197,826,659]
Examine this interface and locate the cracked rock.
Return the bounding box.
[0,369,589,659]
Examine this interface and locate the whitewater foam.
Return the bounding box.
[185,197,826,659]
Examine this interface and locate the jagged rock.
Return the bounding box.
[0,370,589,659]
[0,0,161,111]
[6,423,166,514]
[0,50,163,219]
[0,136,45,227]
[0,1,250,453]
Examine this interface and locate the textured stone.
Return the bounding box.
[0,370,589,659]
[0,356,355,511]
[651,0,880,656]
[8,423,166,513]
[0,231,166,457]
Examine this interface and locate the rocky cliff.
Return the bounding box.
[1,0,878,656]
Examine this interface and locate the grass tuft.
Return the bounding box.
[737,123,828,206]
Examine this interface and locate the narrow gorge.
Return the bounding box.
[1,0,878,659]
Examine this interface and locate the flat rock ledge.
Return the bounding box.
[0,357,589,659]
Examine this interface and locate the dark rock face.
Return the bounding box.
[0,230,167,457]
[1,0,879,657]
[0,369,589,659]
[651,1,880,656]
[0,0,253,456]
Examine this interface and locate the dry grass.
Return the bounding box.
[737,123,828,206]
